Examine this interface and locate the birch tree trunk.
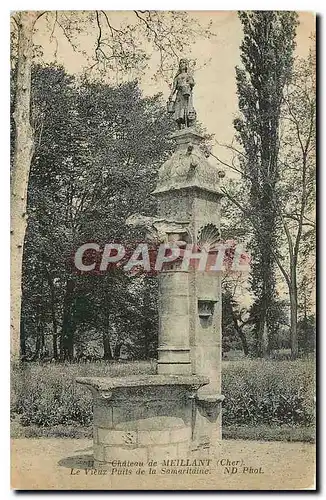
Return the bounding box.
[11,12,38,361]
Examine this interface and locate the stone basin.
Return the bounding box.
[76,374,209,393]
[77,374,210,463]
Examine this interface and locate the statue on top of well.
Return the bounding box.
[167,58,196,129]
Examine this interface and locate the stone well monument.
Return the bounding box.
[77,59,225,463]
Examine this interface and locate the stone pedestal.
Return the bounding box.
[76,375,208,463]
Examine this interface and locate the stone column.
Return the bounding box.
[153,128,225,450]
[193,270,222,397]
[190,268,224,447]
[157,269,192,375]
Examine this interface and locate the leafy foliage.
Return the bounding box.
[21,65,176,360]
[11,360,156,427]
[222,359,315,426]
[234,12,299,356]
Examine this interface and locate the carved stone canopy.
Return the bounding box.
[153,129,223,196]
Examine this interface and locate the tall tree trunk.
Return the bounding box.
[103,332,113,360]
[20,316,26,358]
[237,327,249,357]
[232,315,249,356]
[255,287,271,358]
[114,341,122,360]
[255,306,268,358]
[11,12,38,361]
[33,301,44,360]
[60,278,75,360]
[289,263,298,359]
[45,269,58,359]
[262,320,269,358]
[256,315,263,357]
[142,320,151,360]
[50,292,58,360]
[103,292,113,360]
[303,292,308,353]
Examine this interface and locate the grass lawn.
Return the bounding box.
[222,424,315,443]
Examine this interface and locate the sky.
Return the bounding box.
[32,11,316,164]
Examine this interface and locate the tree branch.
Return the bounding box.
[220,186,291,287]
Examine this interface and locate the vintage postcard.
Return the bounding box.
[10,10,316,490]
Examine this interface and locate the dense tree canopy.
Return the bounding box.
[21,65,176,360]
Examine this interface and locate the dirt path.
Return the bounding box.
[11,438,315,490]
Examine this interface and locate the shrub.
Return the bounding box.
[222,359,315,426]
[11,359,315,431]
[11,360,155,428]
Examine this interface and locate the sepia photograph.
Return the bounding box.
[10,9,316,491]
